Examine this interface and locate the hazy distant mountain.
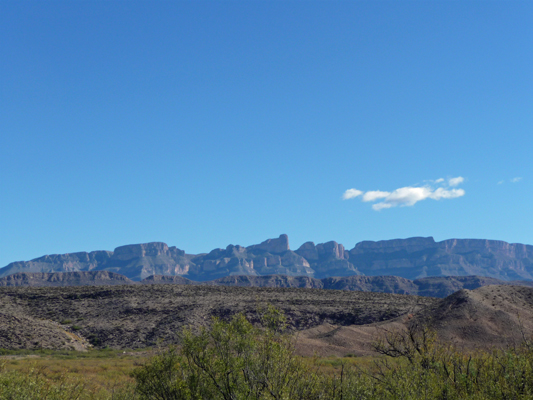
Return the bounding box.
[0,271,134,287]
[2,234,533,282]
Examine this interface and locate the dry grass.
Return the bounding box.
[0,349,150,395]
[1,347,382,395]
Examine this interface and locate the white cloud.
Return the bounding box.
[498,180,504,185]
[381,186,432,207]
[343,176,466,210]
[372,202,393,211]
[342,188,363,200]
[511,177,522,183]
[362,190,390,202]
[448,176,464,187]
[430,187,465,200]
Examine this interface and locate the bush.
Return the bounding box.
[131,308,533,400]
[131,306,342,399]
[371,321,533,399]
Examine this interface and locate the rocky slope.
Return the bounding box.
[204,274,533,297]
[3,283,533,355]
[2,235,533,282]
[1,270,533,298]
[0,271,134,287]
[0,285,435,350]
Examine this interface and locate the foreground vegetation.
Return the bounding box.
[2,307,533,399]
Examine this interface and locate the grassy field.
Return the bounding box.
[0,348,376,398]
[0,349,149,398]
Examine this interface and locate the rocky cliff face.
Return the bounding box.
[296,241,358,278]
[186,235,313,280]
[2,235,533,282]
[350,237,533,280]
[0,251,113,277]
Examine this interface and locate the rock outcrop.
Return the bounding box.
[246,234,290,254]
[295,241,359,278]
[3,235,533,282]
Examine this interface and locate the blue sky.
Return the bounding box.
[1,1,532,267]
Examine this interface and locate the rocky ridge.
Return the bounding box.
[0,271,134,287]
[2,235,533,282]
[2,271,533,299]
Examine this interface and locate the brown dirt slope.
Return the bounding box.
[0,312,88,351]
[294,284,533,356]
[417,284,533,348]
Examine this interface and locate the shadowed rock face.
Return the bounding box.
[2,235,533,282]
[0,271,134,287]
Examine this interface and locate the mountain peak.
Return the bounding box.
[247,234,290,254]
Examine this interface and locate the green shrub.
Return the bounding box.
[131,306,336,399]
[131,308,533,400]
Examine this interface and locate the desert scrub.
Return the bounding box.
[131,306,373,400]
[131,308,533,400]
[370,321,533,399]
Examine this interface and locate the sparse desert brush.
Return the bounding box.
[130,308,533,400]
[131,306,374,399]
[370,320,533,399]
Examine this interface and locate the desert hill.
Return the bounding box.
[2,235,533,282]
[295,285,533,356]
[0,284,435,351]
[2,283,533,356]
[416,285,533,348]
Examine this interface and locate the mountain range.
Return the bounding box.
[2,234,533,282]
[2,271,533,299]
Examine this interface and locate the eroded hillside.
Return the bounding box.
[0,284,435,351]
